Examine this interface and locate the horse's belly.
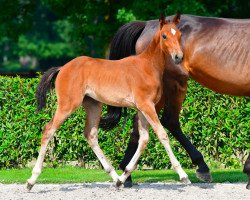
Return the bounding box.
[189,61,250,96]
[187,43,250,96]
[85,86,136,107]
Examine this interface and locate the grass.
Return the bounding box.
[0,166,247,184]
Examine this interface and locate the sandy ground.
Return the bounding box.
[0,182,249,200]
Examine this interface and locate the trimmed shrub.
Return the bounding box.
[0,76,249,169]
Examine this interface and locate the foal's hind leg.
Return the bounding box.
[27,86,84,191]
[119,115,139,187]
[118,112,149,186]
[140,102,190,184]
[26,105,77,191]
[83,97,119,183]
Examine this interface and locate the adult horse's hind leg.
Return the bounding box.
[243,154,250,189]
[83,97,119,183]
[26,105,76,191]
[140,102,190,184]
[118,112,149,186]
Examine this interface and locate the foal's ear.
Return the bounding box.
[159,13,167,29]
[172,11,181,25]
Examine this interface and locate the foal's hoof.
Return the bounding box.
[246,182,250,190]
[115,179,123,188]
[26,182,34,192]
[180,177,191,184]
[196,170,212,183]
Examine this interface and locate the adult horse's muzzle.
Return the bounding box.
[173,52,184,64]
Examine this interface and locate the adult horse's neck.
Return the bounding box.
[139,31,167,73]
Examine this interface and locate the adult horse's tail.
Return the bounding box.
[36,67,61,111]
[99,21,146,130]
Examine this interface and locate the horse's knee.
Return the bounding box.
[157,130,170,144]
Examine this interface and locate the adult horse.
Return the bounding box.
[100,15,250,188]
[27,14,190,191]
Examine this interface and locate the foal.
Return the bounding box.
[27,13,189,190]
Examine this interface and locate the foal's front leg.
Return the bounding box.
[83,97,119,183]
[140,102,190,184]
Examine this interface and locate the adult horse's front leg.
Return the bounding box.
[243,154,250,189]
[161,76,212,182]
[83,97,119,183]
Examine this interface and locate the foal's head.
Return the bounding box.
[159,13,183,64]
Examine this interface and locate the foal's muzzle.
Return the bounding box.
[173,52,183,64]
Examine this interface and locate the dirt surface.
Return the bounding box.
[0,182,249,200]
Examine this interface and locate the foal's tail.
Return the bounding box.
[36,67,61,111]
[99,21,146,130]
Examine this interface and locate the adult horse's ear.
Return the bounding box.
[159,13,167,29]
[173,11,181,25]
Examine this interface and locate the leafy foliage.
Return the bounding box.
[0,76,249,169]
[0,0,249,72]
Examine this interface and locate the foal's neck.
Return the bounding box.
[140,31,167,73]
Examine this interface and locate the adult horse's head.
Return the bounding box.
[159,13,183,64]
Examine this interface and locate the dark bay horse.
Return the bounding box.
[27,14,191,191]
[100,15,250,188]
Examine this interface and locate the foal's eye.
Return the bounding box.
[162,34,167,40]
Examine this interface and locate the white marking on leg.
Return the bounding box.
[119,112,149,183]
[27,128,56,185]
[156,125,189,180]
[86,127,119,182]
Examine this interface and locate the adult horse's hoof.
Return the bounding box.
[123,176,133,188]
[180,177,191,184]
[196,170,212,183]
[123,179,133,188]
[26,182,34,192]
[246,182,250,190]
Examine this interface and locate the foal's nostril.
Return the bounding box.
[174,54,183,64]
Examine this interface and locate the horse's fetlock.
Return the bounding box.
[125,165,135,174]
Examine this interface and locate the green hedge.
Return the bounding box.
[0,76,249,169]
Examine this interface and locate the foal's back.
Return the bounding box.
[55,55,159,108]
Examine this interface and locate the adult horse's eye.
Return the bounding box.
[162,34,167,40]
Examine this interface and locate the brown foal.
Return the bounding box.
[27,13,190,191]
